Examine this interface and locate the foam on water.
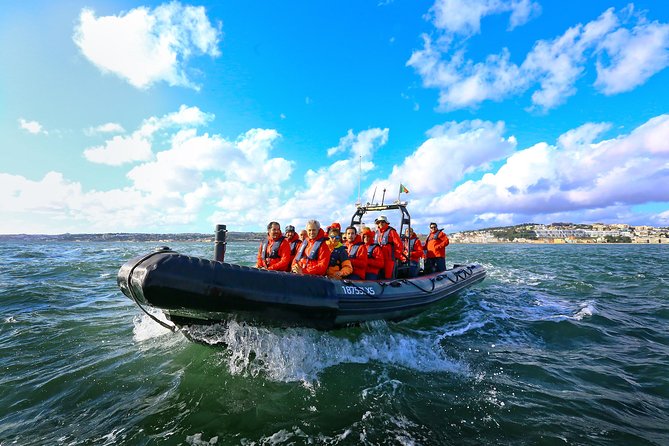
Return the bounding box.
[184,320,467,382]
[132,312,175,342]
[483,261,554,286]
[186,433,219,445]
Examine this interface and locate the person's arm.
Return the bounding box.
[414,239,425,260]
[349,246,367,271]
[368,246,384,270]
[436,232,449,249]
[268,239,292,271]
[391,230,406,261]
[336,259,353,278]
[256,243,265,268]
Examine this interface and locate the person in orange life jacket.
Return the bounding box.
[403,227,424,277]
[374,215,405,279]
[284,225,301,263]
[325,222,341,238]
[361,226,384,280]
[299,229,308,242]
[291,220,332,275]
[344,226,368,280]
[325,227,352,279]
[256,221,292,272]
[424,222,450,274]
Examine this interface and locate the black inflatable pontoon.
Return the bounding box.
[117,203,486,330]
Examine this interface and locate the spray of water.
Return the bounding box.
[184,320,468,383]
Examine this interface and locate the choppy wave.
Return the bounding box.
[1,241,668,445]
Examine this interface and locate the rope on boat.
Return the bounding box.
[348,265,476,297]
[125,248,178,333]
[401,278,435,293]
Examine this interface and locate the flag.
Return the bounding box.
[399,184,409,194]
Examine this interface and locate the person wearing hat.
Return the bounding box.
[256,221,292,272]
[284,224,301,263]
[374,215,405,279]
[424,222,449,274]
[325,226,352,279]
[361,227,384,280]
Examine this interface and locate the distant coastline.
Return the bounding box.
[1,222,667,244]
[0,232,265,243]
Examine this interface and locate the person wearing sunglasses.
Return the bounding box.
[424,222,449,274]
[325,227,352,279]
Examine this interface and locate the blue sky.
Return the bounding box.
[1,0,669,234]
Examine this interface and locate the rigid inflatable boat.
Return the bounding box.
[117,203,486,331]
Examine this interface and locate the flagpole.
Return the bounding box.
[357,155,361,206]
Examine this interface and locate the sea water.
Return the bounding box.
[0,241,667,445]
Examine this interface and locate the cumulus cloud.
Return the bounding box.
[271,128,389,228]
[2,105,293,233]
[3,110,669,233]
[595,20,669,94]
[429,0,540,36]
[368,120,515,202]
[73,2,221,90]
[18,118,48,135]
[409,3,669,111]
[426,114,669,229]
[83,105,213,165]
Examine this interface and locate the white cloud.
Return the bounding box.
[429,0,540,36]
[426,114,669,228]
[83,133,153,166]
[18,118,48,135]
[85,122,125,136]
[272,128,389,228]
[327,128,389,158]
[410,4,669,111]
[83,105,213,165]
[3,112,669,234]
[73,2,221,90]
[369,120,515,198]
[595,20,669,94]
[655,209,669,226]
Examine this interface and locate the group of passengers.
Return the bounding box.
[255,216,449,281]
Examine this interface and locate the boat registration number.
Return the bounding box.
[341,285,375,295]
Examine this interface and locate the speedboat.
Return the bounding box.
[117,203,486,331]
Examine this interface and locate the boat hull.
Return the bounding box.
[117,248,486,330]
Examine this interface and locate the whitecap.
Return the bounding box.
[572,302,596,320]
[186,433,218,445]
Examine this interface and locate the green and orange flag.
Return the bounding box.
[399,183,409,194]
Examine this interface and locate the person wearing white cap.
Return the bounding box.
[374,215,405,279]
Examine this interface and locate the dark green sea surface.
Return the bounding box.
[1,241,667,445]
